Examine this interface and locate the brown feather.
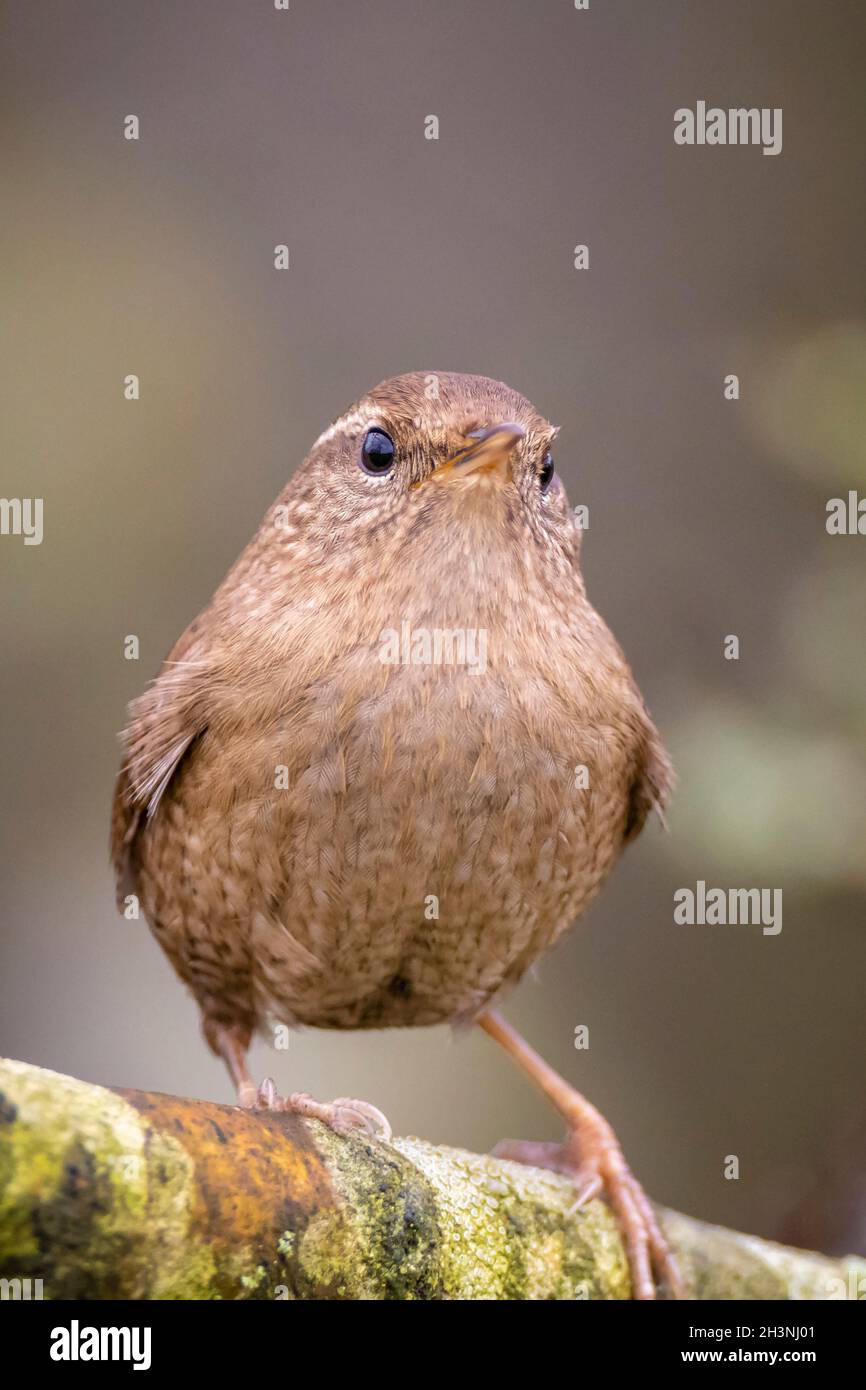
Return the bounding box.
[111,372,672,1043]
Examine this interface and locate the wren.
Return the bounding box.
[112,371,682,1298]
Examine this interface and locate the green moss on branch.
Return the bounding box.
[0,1059,860,1300]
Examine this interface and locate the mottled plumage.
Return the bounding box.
[113,371,668,1039]
[112,371,679,1297]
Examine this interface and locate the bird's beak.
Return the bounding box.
[422,422,526,486]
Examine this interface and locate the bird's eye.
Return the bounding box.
[539,452,555,493]
[360,428,396,476]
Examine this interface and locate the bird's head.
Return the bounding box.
[223,372,589,669]
[290,372,583,586]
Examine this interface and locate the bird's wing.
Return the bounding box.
[110,617,211,908]
[623,713,674,843]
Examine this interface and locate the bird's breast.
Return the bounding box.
[140,650,635,1030]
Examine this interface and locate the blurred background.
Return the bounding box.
[1,0,864,1257]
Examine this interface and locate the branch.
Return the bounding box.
[0,1058,860,1300]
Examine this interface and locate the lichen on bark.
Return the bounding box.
[0,1058,861,1300]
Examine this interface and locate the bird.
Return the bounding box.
[112,370,682,1299]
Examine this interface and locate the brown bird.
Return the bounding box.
[112,371,681,1299]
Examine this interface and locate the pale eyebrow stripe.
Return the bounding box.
[312,404,381,450]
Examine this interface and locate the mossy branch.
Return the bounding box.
[0,1058,860,1300]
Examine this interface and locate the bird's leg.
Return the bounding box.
[478,1009,684,1300]
[212,1022,392,1141]
[214,1020,258,1108]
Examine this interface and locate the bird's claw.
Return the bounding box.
[256,1077,281,1110]
[324,1096,393,1142]
[236,1075,284,1110]
[282,1091,392,1141]
[237,1079,391,1142]
[491,1132,684,1300]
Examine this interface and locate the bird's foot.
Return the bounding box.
[492,1125,684,1300]
[239,1077,392,1142]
